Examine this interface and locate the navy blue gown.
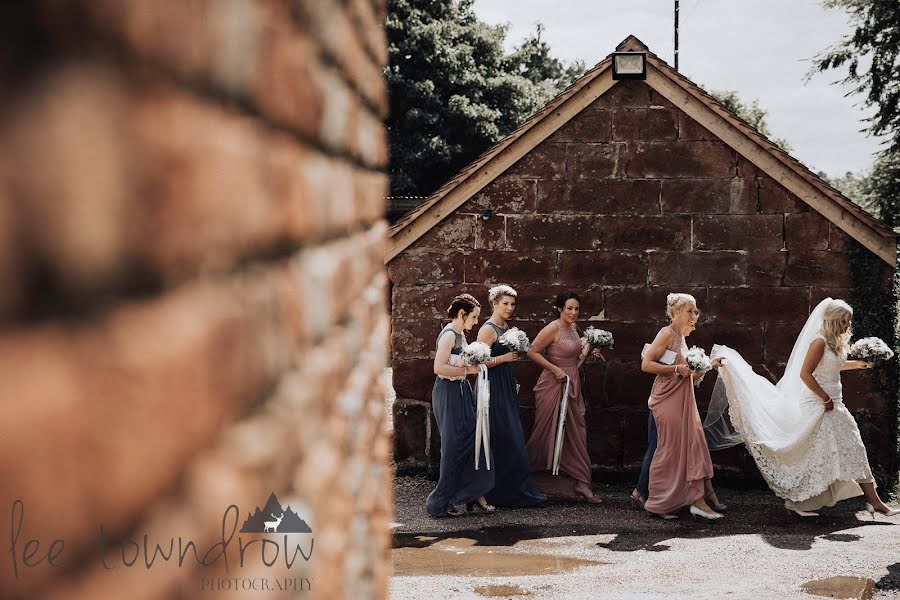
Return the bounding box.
[483,322,546,507]
[425,325,495,517]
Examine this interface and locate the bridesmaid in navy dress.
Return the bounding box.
[425,293,496,517]
[476,285,546,508]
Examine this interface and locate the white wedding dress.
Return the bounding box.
[706,298,875,511]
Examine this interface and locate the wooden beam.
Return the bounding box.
[646,67,897,267]
[385,70,617,263]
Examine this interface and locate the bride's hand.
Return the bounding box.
[823,399,835,412]
[711,357,724,369]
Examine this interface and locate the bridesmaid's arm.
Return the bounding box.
[527,324,565,380]
[641,327,688,377]
[433,332,479,378]
[841,360,872,371]
[476,324,518,368]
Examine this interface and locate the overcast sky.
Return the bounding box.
[473,0,886,176]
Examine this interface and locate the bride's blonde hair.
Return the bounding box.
[820,299,852,355]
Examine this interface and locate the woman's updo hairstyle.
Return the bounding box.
[665,293,697,321]
[447,293,480,319]
[488,284,517,305]
[553,291,580,314]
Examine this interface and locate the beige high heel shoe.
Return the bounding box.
[865,503,900,519]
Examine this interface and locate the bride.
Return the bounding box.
[707,298,898,517]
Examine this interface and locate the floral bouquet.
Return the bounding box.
[582,327,614,349]
[460,341,492,365]
[499,327,532,352]
[849,337,895,363]
[685,346,712,372]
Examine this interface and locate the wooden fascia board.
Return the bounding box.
[646,68,897,267]
[385,70,617,263]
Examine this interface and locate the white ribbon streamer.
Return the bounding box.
[552,375,571,476]
[474,364,491,470]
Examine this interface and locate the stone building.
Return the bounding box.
[0,1,391,598]
[387,37,898,481]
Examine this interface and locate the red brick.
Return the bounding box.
[586,409,624,467]
[688,323,765,364]
[465,177,537,214]
[784,251,850,287]
[548,111,612,143]
[568,143,621,179]
[391,321,435,358]
[623,410,653,465]
[678,112,718,141]
[391,284,470,323]
[0,280,274,592]
[694,215,784,251]
[293,0,389,117]
[785,212,830,250]
[465,251,557,285]
[347,0,389,66]
[612,108,677,141]
[557,251,647,285]
[506,214,599,250]
[563,179,661,215]
[415,213,476,249]
[764,320,807,364]
[747,251,787,286]
[604,286,709,323]
[390,359,436,400]
[660,178,756,214]
[758,177,809,213]
[624,142,736,178]
[511,288,604,321]
[594,216,691,250]
[706,287,810,324]
[475,213,508,250]
[828,223,849,252]
[605,361,653,409]
[598,322,668,363]
[810,287,851,307]
[392,401,429,463]
[507,143,567,179]
[648,252,746,286]
[589,80,652,109]
[388,250,463,285]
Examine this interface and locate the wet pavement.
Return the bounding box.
[391,476,900,599]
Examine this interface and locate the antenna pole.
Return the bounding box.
[674,0,680,71]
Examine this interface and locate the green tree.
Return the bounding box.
[812,0,900,154]
[708,89,793,152]
[385,0,584,200]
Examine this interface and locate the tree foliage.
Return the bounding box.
[812,0,900,154]
[708,89,793,152]
[385,0,585,198]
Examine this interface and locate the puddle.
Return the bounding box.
[392,537,604,577]
[474,584,532,597]
[801,576,875,600]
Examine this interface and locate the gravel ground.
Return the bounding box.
[390,476,900,599]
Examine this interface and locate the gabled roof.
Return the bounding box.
[387,36,897,266]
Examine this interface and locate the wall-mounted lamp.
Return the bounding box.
[612,52,647,80]
[481,208,494,221]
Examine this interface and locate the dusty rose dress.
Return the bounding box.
[644,327,714,515]
[526,321,592,487]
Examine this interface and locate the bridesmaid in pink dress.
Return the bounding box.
[526,291,602,503]
[641,293,725,519]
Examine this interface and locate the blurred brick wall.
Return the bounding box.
[0,1,391,598]
[389,80,892,479]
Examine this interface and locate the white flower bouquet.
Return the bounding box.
[849,337,895,363]
[685,346,712,372]
[499,327,532,352]
[582,327,614,349]
[460,341,492,365]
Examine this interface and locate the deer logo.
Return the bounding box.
[264,513,284,533]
